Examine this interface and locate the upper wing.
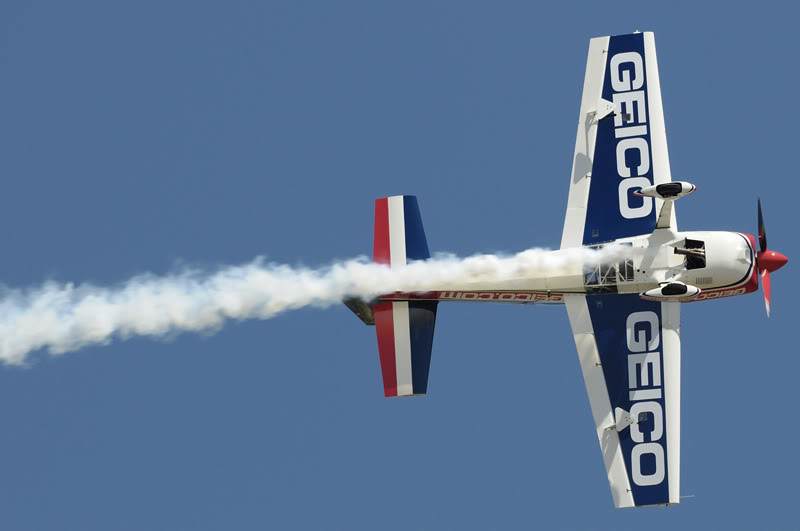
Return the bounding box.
[561,32,675,249]
[565,293,681,508]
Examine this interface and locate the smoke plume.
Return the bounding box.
[0,245,631,365]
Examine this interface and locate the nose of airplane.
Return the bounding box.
[758,250,788,273]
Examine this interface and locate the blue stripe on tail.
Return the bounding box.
[403,196,430,261]
[408,301,437,394]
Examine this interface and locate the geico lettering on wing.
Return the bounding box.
[610,51,653,220]
[626,311,666,487]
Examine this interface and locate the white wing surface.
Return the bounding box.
[560,32,675,249]
[565,293,680,508]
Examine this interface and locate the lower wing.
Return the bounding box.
[564,293,680,507]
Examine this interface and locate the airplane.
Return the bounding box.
[344,31,788,508]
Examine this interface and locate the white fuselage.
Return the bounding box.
[383,229,756,304]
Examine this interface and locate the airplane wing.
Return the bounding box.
[562,33,681,508]
[565,294,680,508]
[560,31,675,249]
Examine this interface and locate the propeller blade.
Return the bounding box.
[758,198,767,252]
[761,268,771,318]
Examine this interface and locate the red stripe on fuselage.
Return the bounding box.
[373,301,398,397]
[373,198,391,265]
[379,291,565,302]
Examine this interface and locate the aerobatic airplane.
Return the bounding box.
[344,31,787,508]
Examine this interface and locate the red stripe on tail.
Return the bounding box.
[373,301,398,397]
[373,198,391,265]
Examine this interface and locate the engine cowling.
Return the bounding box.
[640,282,700,301]
[634,181,696,200]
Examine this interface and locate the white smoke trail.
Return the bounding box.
[0,244,633,365]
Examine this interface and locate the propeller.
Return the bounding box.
[756,198,788,317]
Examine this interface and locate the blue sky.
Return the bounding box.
[1,2,797,529]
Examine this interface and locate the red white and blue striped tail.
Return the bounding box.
[373,196,438,397]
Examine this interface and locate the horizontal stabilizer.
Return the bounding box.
[373,195,438,397]
[375,300,437,397]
